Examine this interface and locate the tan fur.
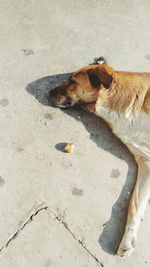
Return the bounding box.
[67,70,100,103]
[104,70,150,114]
[49,62,150,257]
[143,88,150,113]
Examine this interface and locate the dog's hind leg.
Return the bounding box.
[117,155,150,257]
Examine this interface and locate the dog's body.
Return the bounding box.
[49,60,150,257]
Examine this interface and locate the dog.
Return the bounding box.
[49,58,150,257]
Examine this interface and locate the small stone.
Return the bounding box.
[64,142,74,153]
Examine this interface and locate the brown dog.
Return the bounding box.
[49,59,150,257]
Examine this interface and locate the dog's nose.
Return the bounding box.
[49,89,67,107]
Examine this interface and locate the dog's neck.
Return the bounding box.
[104,70,150,112]
[95,99,150,158]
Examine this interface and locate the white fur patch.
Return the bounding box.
[95,104,150,158]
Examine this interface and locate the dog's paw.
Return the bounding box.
[117,233,137,258]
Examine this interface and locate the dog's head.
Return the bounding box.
[49,64,114,108]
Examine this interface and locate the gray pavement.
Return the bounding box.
[0,1,150,266]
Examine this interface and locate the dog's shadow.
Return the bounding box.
[26,73,137,255]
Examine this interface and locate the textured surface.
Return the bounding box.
[0,0,150,266]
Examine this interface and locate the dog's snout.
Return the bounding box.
[49,87,69,107]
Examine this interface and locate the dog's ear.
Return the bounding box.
[87,70,101,88]
[87,66,113,89]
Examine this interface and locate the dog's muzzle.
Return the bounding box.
[49,88,73,108]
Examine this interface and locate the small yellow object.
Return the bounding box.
[64,142,74,153]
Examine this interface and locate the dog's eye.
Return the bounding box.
[69,79,76,85]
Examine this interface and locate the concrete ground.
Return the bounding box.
[0,0,150,266]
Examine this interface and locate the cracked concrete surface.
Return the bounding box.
[0,209,101,267]
[0,205,48,253]
[1,0,150,266]
[46,209,103,266]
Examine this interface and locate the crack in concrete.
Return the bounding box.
[0,205,48,253]
[46,209,104,267]
[0,205,104,266]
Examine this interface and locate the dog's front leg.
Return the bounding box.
[117,156,150,257]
